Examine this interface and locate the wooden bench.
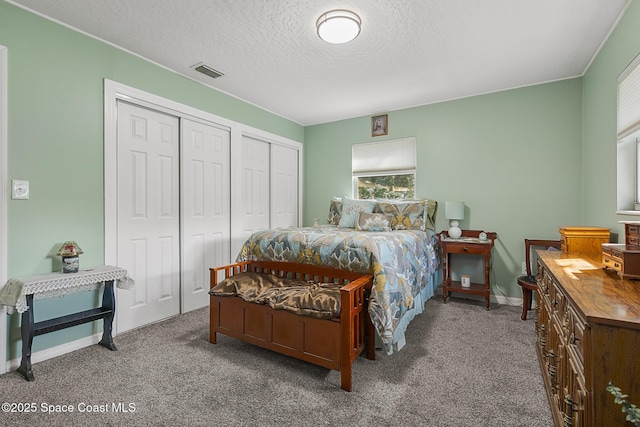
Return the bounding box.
[209,260,375,391]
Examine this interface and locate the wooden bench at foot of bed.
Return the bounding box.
[209,261,375,391]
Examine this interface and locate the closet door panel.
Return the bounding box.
[271,144,298,228]
[116,101,180,332]
[231,135,270,258]
[181,119,231,312]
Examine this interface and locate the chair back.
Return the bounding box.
[524,239,562,276]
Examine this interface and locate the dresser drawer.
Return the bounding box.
[602,252,623,273]
[569,307,586,367]
[602,244,640,279]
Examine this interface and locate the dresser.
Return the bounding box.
[536,251,640,426]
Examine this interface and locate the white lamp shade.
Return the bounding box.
[444,201,465,220]
[317,10,361,44]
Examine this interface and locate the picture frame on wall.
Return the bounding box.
[371,114,388,137]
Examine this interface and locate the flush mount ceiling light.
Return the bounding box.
[316,9,361,44]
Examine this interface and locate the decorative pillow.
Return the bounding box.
[356,212,392,232]
[262,283,341,320]
[209,271,341,319]
[338,198,376,228]
[375,199,428,231]
[328,198,343,225]
[423,199,438,231]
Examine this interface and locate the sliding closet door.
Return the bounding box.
[181,119,230,312]
[231,135,270,259]
[271,144,298,228]
[116,101,181,332]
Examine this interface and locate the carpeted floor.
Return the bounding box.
[0,297,553,426]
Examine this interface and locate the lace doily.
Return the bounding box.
[0,265,134,314]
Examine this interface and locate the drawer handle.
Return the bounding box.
[564,396,579,423]
[463,247,468,252]
[570,333,580,345]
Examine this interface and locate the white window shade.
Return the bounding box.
[618,53,640,139]
[352,137,416,175]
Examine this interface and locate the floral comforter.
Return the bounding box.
[237,226,440,354]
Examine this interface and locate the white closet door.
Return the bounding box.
[231,135,270,259]
[271,144,298,228]
[181,119,230,312]
[116,101,180,332]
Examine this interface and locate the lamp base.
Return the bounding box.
[62,256,79,273]
[448,221,462,239]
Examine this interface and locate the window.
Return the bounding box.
[617,53,640,213]
[352,137,416,199]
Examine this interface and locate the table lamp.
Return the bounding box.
[445,201,464,239]
[57,241,83,273]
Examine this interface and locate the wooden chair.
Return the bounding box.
[518,239,561,320]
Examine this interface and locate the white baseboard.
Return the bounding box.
[434,287,528,308]
[7,333,102,372]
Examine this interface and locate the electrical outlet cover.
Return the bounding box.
[12,180,29,200]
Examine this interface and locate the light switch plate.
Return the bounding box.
[12,180,29,200]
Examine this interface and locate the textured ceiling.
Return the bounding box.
[8,0,629,125]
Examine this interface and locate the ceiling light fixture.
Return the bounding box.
[316,10,361,44]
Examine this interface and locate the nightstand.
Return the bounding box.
[440,229,497,310]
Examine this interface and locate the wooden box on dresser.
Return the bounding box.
[559,226,610,257]
[536,250,640,427]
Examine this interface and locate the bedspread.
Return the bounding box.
[237,226,440,354]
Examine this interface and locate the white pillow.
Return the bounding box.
[338,198,376,228]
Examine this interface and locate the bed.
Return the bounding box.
[236,198,441,355]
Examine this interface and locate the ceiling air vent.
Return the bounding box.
[191,62,224,79]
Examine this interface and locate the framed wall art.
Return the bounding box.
[371,114,388,137]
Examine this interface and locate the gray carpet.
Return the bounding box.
[0,297,553,426]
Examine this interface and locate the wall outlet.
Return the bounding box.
[522,261,528,275]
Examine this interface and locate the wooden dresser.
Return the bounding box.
[536,250,640,426]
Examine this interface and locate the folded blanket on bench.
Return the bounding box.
[209,272,341,320]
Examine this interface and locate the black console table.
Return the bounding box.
[0,266,133,381]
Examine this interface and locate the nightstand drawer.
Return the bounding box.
[445,244,488,255]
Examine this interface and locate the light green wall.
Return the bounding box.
[1,1,303,359]
[305,79,584,300]
[582,0,640,237]
[3,0,638,363]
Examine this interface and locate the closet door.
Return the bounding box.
[231,135,270,259]
[116,101,180,332]
[271,144,298,228]
[181,119,231,312]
